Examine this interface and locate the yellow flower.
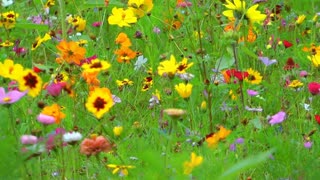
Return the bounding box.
[206,126,231,148]
[222,0,266,25]
[288,80,303,88]
[308,54,320,67]
[113,126,123,136]
[32,33,52,50]
[157,55,178,77]
[116,78,133,89]
[200,100,207,110]
[68,16,86,32]
[41,104,66,124]
[245,68,262,84]
[108,7,137,27]
[85,87,114,119]
[106,164,135,176]
[128,0,153,18]
[44,0,55,8]
[17,69,43,97]
[175,83,192,98]
[229,90,237,100]
[193,31,204,39]
[183,152,203,175]
[0,11,19,29]
[176,57,194,74]
[296,14,306,25]
[0,40,14,47]
[82,59,111,73]
[0,59,24,80]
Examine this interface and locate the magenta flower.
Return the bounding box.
[21,135,38,145]
[46,82,66,96]
[0,87,27,104]
[269,111,286,125]
[247,89,259,96]
[37,114,56,125]
[304,141,312,149]
[92,21,102,27]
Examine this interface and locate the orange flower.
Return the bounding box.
[82,71,100,90]
[114,46,136,63]
[80,134,112,156]
[115,33,132,47]
[56,40,86,65]
[41,103,66,124]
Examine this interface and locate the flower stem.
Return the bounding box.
[57,0,67,40]
[232,43,245,109]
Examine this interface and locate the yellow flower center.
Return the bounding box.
[3,97,11,102]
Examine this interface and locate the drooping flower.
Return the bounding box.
[106,164,135,176]
[128,0,153,18]
[0,87,27,104]
[108,7,137,27]
[245,68,262,84]
[56,40,86,65]
[17,69,42,97]
[183,152,203,175]
[82,59,111,73]
[85,87,114,119]
[269,111,286,125]
[114,46,136,63]
[80,134,112,156]
[283,57,299,70]
[175,83,193,98]
[308,82,320,95]
[222,0,266,25]
[296,14,306,25]
[0,59,24,80]
[31,33,51,50]
[116,78,133,90]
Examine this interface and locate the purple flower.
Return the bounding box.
[21,135,38,145]
[269,111,286,125]
[235,138,244,144]
[247,89,259,96]
[258,56,277,66]
[304,141,312,149]
[37,114,56,125]
[153,27,161,34]
[0,87,27,104]
[46,82,66,97]
[229,143,236,151]
[92,21,102,27]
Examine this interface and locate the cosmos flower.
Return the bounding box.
[108,7,137,27]
[20,135,38,145]
[40,104,66,124]
[82,59,111,73]
[80,134,112,156]
[0,87,27,104]
[0,59,24,80]
[183,152,203,175]
[114,46,136,63]
[128,0,153,18]
[85,87,114,119]
[16,69,42,97]
[45,82,66,97]
[115,32,132,47]
[269,111,286,125]
[56,40,86,65]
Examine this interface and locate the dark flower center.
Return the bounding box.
[177,64,187,71]
[94,97,107,111]
[248,75,256,81]
[90,62,102,69]
[24,72,38,88]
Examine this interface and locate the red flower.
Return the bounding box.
[283,57,299,70]
[283,40,293,48]
[308,82,320,95]
[315,115,320,124]
[33,66,43,73]
[223,69,249,83]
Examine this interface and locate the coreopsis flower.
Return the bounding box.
[269,111,286,125]
[85,87,114,119]
[308,82,320,95]
[0,40,14,47]
[108,7,137,27]
[296,14,306,25]
[82,59,111,73]
[115,33,132,47]
[128,0,153,18]
[80,134,112,156]
[44,0,55,8]
[16,69,42,97]
[63,132,83,144]
[175,83,192,98]
[157,55,178,77]
[222,0,266,25]
[0,11,19,29]
[308,54,320,68]
[183,152,203,175]
[67,16,86,32]
[176,57,194,74]
[40,103,66,124]
[116,78,133,89]
[113,126,123,136]
[31,33,51,50]
[114,46,136,63]
[0,87,27,104]
[106,164,135,176]
[56,40,86,65]
[245,68,262,84]
[0,59,24,80]
[288,80,303,88]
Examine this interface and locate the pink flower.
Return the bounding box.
[21,135,38,144]
[304,141,312,149]
[308,82,320,95]
[247,89,259,96]
[80,135,112,156]
[46,82,66,96]
[37,114,56,124]
[177,0,192,8]
[269,111,286,125]
[0,87,27,104]
[92,21,102,27]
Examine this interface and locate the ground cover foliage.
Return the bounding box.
[1,0,320,179]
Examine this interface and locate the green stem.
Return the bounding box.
[57,0,67,40]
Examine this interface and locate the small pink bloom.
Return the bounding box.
[269,111,286,125]
[21,135,38,144]
[92,21,102,27]
[308,82,320,95]
[304,141,312,149]
[247,89,259,96]
[37,114,56,124]
[46,82,66,96]
[299,70,308,77]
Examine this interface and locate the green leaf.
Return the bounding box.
[241,45,258,59]
[219,149,275,179]
[250,117,263,130]
[15,22,49,31]
[215,55,235,71]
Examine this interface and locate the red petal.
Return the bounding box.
[283,40,293,48]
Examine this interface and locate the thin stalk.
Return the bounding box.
[231,43,245,109]
[57,0,67,40]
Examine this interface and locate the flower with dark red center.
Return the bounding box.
[222,69,249,83]
[283,57,299,70]
[308,82,320,95]
[85,87,114,119]
[17,69,42,97]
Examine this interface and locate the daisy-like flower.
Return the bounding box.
[116,78,133,90]
[269,111,286,125]
[0,40,14,47]
[0,87,27,104]
[63,131,83,144]
[222,0,266,25]
[296,14,306,25]
[308,54,320,68]
[206,126,232,148]
[158,55,178,78]
[56,40,86,65]
[82,59,111,73]
[67,16,86,32]
[288,80,303,88]
[175,83,193,98]
[114,46,136,63]
[176,57,194,74]
[80,134,112,156]
[128,0,153,18]
[17,69,42,97]
[85,87,114,119]
[0,11,19,29]
[106,164,135,176]
[183,152,203,175]
[1,0,13,7]
[245,68,262,84]
[40,103,66,124]
[0,59,24,80]
[115,32,132,47]
[31,33,52,50]
[108,7,137,27]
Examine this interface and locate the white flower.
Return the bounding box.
[1,0,14,7]
[63,132,83,143]
[134,55,148,71]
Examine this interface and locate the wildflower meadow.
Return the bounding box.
[1,0,320,179]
